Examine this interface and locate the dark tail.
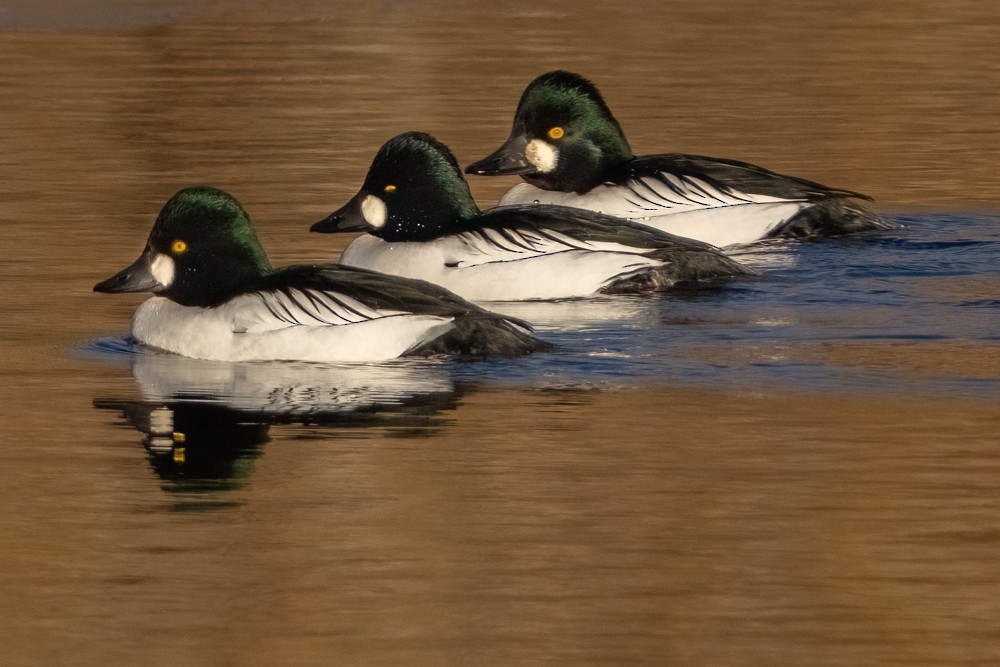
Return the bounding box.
[770,200,899,239]
[661,249,758,280]
[603,247,756,293]
[410,315,552,358]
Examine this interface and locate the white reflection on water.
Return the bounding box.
[724,239,803,272]
[126,345,456,417]
[483,294,664,332]
[91,344,462,491]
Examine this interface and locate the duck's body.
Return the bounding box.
[95,187,545,362]
[495,155,888,247]
[313,133,753,302]
[129,293,452,363]
[466,71,896,248]
[338,230,663,301]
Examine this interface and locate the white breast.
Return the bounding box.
[498,180,808,248]
[339,233,666,301]
[129,296,454,362]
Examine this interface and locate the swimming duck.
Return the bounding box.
[94,186,546,361]
[310,132,753,302]
[465,70,895,248]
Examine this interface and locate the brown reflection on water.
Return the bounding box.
[2,1,1000,663]
[678,339,1000,380]
[3,386,999,664]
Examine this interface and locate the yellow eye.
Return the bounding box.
[171,240,188,254]
[384,184,397,193]
[547,127,565,140]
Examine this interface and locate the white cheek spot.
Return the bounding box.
[150,253,175,288]
[526,139,559,173]
[361,195,387,229]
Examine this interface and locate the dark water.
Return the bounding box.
[465,214,1000,397]
[2,2,1000,664]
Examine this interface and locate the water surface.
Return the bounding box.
[2,2,999,664]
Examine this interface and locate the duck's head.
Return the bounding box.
[311,131,481,242]
[94,186,271,307]
[465,71,635,193]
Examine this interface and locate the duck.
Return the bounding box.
[94,186,547,362]
[464,70,896,248]
[310,132,753,302]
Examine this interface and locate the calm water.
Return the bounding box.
[2,1,999,664]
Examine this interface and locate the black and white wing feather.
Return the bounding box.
[233,265,546,356]
[234,286,409,333]
[462,207,753,279]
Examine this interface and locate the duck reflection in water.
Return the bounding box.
[99,401,272,492]
[93,346,461,492]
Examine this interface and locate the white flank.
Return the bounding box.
[129,295,456,362]
[498,179,809,247]
[150,253,175,288]
[338,233,665,301]
[525,139,558,173]
[635,203,806,248]
[361,195,387,228]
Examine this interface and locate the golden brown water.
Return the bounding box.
[1,1,999,664]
